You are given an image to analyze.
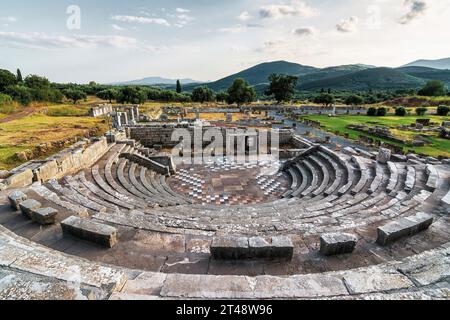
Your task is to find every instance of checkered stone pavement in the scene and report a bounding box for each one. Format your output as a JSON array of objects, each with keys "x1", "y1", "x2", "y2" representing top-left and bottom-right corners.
[{"x1": 168, "y1": 156, "x2": 290, "y2": 205}]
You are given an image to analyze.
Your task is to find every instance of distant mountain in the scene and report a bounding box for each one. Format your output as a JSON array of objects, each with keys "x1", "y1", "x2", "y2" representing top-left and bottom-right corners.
[
  {"x1": 396, "y1": 66, "x2": 450, "y2": 86},
  {"x1": 298, "y1": 64, "x2": 376, "y2": 84},
  {"x1": 402, "y1": 57, "x2": 450, "y2": 70},
  {"x1": 111, "y1": 77, "x2": 200, "y2": 86},
  {"x1": 189, "y1": 61, "x2": 319, "y2": 92},
  {"x1": 298, "y1": 67, "x2": 426, "y2": 91}
]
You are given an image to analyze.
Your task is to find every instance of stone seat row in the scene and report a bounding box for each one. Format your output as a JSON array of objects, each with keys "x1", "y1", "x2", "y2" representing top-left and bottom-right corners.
[{"x1": 8, "y1": 191, "x2": 119, "y2": 248}]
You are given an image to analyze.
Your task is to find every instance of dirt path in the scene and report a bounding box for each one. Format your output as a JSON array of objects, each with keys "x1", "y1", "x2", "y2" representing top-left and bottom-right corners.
[{"x1": 0, "y1": 106, "x2": 37, "y2": 124}]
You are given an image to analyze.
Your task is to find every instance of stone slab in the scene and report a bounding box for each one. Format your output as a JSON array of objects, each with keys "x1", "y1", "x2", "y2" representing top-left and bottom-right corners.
[
  {"x1": 8, "y1": 191, "x2": 27, "y2": 211},
  {"x1": 320, "y1": 233, "x2": 358, "y2": 256},
  {"x1": 271, "y1": 236, "x2": 294, "y2": 260},
  {"x1": 31, "y1": 207, "x2": 58, "y2": 225},
  {"x1": 210, "y1": 237, "x2": 249, "y2": 260},
  {"x1": 61, "y1": 216, "x2": 118, "y2": 248},
  {"x1": 377, "y1": 212, "x2": 434, "y2": 246},
  {"x1": 19, "y1": 199, "x2": 41, "y2": 218}
]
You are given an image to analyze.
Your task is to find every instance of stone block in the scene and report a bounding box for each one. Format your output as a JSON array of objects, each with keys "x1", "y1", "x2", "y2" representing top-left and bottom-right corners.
[
  {"x1": 248, "y1": 237, "x2": 271, "y2": 259},
  {"x1": 270, "y1": 236, "x2": 294, "y2": 260},
  {"x1": 61, "y1": 216, "x2": 118, "y2": 248},
  {"x1": 31, "y1": 207, "x2": 58, "y2": 225},
  {"x1": 8, "y1": 191, "x2": 28, "y2": 210},
  {"x1": 19, "y1": 199, "x2": 41, "y2": 218},
  {"x1": 320, "y1": 233, "x2": 358, "y2": 256},
  {"x1": 376, "y1": 148, "x2": 391, "y2": 164},
  {"x1": 210, "y1": 237, "x2": 249, "y2": 260},
  {"x1": 377, "y1": 212, "x2": 434, "y2": 246}
]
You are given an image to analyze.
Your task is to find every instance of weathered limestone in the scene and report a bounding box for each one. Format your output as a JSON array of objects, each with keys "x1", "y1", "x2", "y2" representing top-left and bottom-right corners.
[
  {"x1": 19, "y1": 199, "x2": 41, "y2": 218},
  {"x1": 376, "y1": 148, "x2": 391, "y2": 164},
  {"x1": 271, "y1": 236, "x2": 294, "y2": 260},
  {"x1": 211, "y1": 237, "x2": 249, "y2": 260},
  {"x1": 31, "y1": 207, "x2": 58, "y2": 225},
  {"x1": 211, "y1": 236, "x2": 294, "y2": 260},
  {"x1": 61, "y1": 216, "x2": 118, "y2": 248},
  {"x1": 320, "y1": 233, "x2": 358, "y2": 256},
  {"x1": 377, "y1": 212, "x2": 434, "y2": 246},
  {"x1": 8, "y1": 191, "x2": 27, "y2": 210}
]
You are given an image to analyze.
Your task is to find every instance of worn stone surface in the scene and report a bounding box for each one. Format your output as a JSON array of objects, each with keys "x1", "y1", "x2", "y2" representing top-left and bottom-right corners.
[
  {"x1": 61, "y1": 216, "x2": 118, "y2": 248},
  {"x1": 320, "y1": 233, "x2": 358, "y2": 256},
  {"x1": 377, "y1": 212, "x2": 434, "y2": 246},
  {"x1": 8, "y1": 191, "x2": 27, "y2": 211},
  {"x1": 377, "y1": 148, "x2": 391, "y2": 164},
  {"x1": 271, "y1": 236, "x2": 294, "y2": 260},
  {"x1": 19, "y1": 199, "x2": 41, "y2": 218},
  {"x1": 31, "y1": 207, "x2": 58, "y2": 225},
  {"x1": 211, "y1": 237, "x2": 249, "y2": 260},
  {"x1": 341, "y1": 266, "x2": 414, "y2": 295}
]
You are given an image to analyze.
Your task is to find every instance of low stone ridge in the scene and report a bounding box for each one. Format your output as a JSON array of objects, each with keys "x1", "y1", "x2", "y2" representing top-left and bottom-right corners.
[
  {"x1": 8, "y1": 191, "x2": 27, "y2": 210},
  {"x1": 377, "y1": 148, "x2": 391, "y2": 164},
  {"x1": 320, "y1": 233, "x2": 358, "y2": 256},
  {"x1": 19, "y1": 199, "x2": 41, "y2": 218},
  {"x1": 61, "y1": 216, "x2": 118, "y2": 248},
  {"x1": 377, "y1": 212, "x2": 434, "y2": 246},
  {"x1": 211, "y1": 236, "x2": 294, "y2": 260},
  {"x1": 31, "y1": 207, "x2": 58, "y2": 225}
]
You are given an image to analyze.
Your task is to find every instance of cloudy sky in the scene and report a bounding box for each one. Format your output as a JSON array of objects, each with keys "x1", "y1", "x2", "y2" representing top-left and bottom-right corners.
[{"x1": 0, "y1": 0, "x2": 448, "y2": 83}]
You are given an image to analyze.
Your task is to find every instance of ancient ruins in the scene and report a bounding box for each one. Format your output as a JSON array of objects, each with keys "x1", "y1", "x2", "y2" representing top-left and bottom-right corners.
[{"x1": 0, "y1": 107, "x2": 449, "y2": 300}]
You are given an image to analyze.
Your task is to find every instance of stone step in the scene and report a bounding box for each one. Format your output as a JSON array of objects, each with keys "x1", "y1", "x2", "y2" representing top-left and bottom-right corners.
[
  {"x1": 61, "y1": 216, "x2": 118, "y2": 248},
  {"x1": 376, "y1": 212, "x2": 434, "y2": 246}
]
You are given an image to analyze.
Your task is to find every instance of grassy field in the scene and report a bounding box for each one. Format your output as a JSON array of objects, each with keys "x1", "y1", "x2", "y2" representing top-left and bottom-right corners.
[
  {"x1": 302, "y1": 114, "x2": 450, "y2": 157},
  {"x1": 0, "y1": 113, "x2": 108, "y2": 170}
]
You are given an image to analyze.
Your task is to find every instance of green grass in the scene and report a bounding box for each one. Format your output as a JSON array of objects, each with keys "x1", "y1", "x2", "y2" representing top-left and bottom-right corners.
[
  {"x1": 46, "y1": 104, "x2": 90, "y2": 117},
  {"x1": 0, "y1": 114, "x2": 108, "y2": 170},
  {"x1": 302, "y1": 114, "x2": 450, "y2": 157}
]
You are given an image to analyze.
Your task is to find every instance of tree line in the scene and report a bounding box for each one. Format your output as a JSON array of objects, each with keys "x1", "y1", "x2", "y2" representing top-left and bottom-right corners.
[{"x1": 1, "y1": 67, "x2": 449, "y2": 108}]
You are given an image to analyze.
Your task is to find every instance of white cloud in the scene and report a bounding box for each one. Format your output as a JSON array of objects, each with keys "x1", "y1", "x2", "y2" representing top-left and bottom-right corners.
[
  {"x1": 336, "y1": 16, "x2": 359, "y2": 33},
  {"x1": 399, "y1": 0, "x2": 428, "y2": 24},
  {"x1": 293, "y1": 27, "x2": 316, "y2": 37},
  {"x1": 176, "y1": 8, "x2": 191, "y2": 13},
  {"x1": 112, "y1": 24, "x2": 125, "y2": 31},
  {"x1": 238, "y1": 11, "x2": 253, "y2": 21},
  {"x1": 111, "y1": 15, "x2": 170, "y2": 26},
  {"x1": 0, "y1": 31, "x2": 166, "y2": 52},
  {"x1": 259, "y1": 1, "x2": 318, "y2": 19},
  {"x1": 1, "y1": 16, "x2": 17, "y2": 22}
]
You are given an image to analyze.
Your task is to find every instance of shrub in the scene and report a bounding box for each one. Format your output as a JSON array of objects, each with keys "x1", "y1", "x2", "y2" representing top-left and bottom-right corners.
[
  {"x1": 4, "y1": 85, "x2": 33, "y2": 105},
  {"x1": 367, "y1": 107, "x2": 377, "y2": 116},
  {"x1": 395, "y1": 107, "x2": 407, "y2": 116},
  {"x1": 436, "y1": 105, "x2": 449, "y2": 116},
  {"x1": 0, "y1": 93, "x2": 17, "y2": 114},
  {"x1": 416, "y1": 107, "x2": 427, "y2": 116},
  {"x1": 376, "y1": 107, "x2": 387, "y2": 116}
]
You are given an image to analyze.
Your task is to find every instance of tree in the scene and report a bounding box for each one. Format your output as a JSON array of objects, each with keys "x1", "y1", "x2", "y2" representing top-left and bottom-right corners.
[
  {"x1": 418, "y1": 80, "x2": 446, "y2": 97},
  {"x1": 416, "y1": 107, "x2": 427, "y2": 116},
  {"x1": 227, "y1": 78, "x2": 256, "y2": 106},
  {"x1": 376, "y1": 107, "x2": 387, "y2": 116},
  {"x1": 16, "y1": 69, "x2": 23, "y2": 82},
  {"x1": 216, "y1": 91, "x2": 229, "y2": 103},
  {"x1": 395, "y1": 107, "x2": 407, "y2": 116},
  {"x1": 313, "y1": 93, "x2": 335, "y2": 107},
  {"x1": 24, "y1": 75, "x2": 50, "y2": 89},
  {"x1": 176, "y1": 80, "x2": 182, "y2": 94},
  {"x1": 437, "y1": 105, "x2": 449, "y2": 116},
  {"x1": 117, "y1": 86, "x2": 147, "y2": 104},
  {"x1": 63, "y1": 89, "x2": 87, "y2": 104},
  {"x1": 192, "y1": 86, "x2": 215, "y2": 103},
  {"x1": 367, "y1": 107, "x2": 377, "y2": 116},
  {"x1": 97, "y1": 89, "x2": 118, "y2": 103},
  {"x1": 0, "y1": 69, "x2": 17, "y2": 92},
  {"x1": 5, "y1": 85, "x2": 33, "y2": 105},
  {"x1": 345, "y1": 95, "x2": 363, "y2": 106},
  {"x1": 265, "y1": 74, "x2": 298, "y2": 103}
]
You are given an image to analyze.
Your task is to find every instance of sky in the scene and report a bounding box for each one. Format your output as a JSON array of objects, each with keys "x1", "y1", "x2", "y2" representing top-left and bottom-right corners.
[{"x1": 0, "y1": 0, "x2": 449, "y2": 83}]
